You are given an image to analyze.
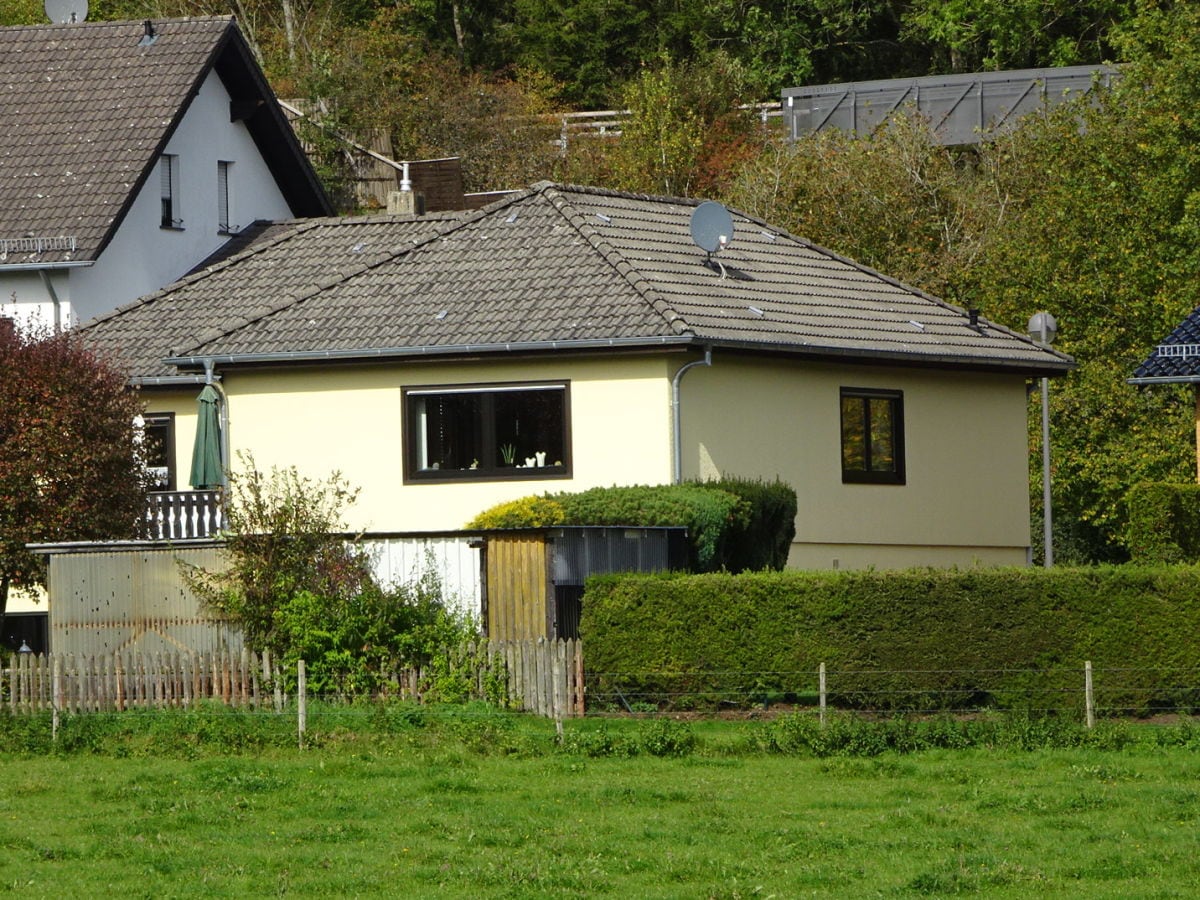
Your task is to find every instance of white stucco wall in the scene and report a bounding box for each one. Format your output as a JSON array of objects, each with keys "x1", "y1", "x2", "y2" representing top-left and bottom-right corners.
[{"x1": 0, "y1": 70, "x2": 296, "y2": 326}]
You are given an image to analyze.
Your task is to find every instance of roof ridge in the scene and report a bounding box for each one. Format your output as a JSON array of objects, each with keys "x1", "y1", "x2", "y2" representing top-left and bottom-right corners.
[
  {"x1": 168, "y1": 200, "x2": 527, "y2": 357},
  {"x1": 539, "y1": 185, "x2": 692, "y2": 337}
]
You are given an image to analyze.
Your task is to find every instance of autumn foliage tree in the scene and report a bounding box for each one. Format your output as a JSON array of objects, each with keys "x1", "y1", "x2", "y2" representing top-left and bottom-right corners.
[{"x1": 0, "y1": 320, "x2": 146, "y2": 632}]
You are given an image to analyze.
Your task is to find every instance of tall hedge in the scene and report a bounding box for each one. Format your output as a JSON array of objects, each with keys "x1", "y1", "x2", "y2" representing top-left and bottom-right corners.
[
  {"x1": 1125, "y1": 482, "x2": 1200, "y2": 563},
  {"x1": 581, "y1": 566, "x2": 1200, "y2": 714}
]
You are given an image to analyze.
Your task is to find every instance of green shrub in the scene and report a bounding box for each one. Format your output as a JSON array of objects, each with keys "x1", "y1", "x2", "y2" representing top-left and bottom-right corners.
[
  {"x1": 464, "y1": 495, "x2": 565, "y2": 530},
  {"x1": 557, "y1": 484, "x2": 746, "y2": 570},
  {"x1": 692, "y1": 476, "x2": 797, "y2": 571},
  {"x1": 582, "y1": 566, "x2": 1200, "y2": 714},
  {"x1": 464, "y1": 479, "x2": 798, "y2": 573},
  {"x1": 1124, "y1": 482, "x2": 1200, "y2": 563}
]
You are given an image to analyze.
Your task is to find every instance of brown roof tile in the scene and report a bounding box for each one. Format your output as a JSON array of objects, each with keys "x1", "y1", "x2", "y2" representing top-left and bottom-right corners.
[
  {"x1": 80, "y1": 183, "x2": 1073, "y2": 379},
  {"x1": 0, "y1": 16, "x2": 328, "y2": 266}
]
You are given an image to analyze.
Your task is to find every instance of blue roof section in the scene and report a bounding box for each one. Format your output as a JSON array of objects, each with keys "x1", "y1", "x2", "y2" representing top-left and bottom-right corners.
[{"x1": 1131, "y1": 306, "x2": 1200, "y2": 382}]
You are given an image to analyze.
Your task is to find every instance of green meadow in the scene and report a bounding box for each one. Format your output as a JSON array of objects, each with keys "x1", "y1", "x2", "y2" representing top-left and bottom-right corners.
[{"x1": 2, "y1": 709, "x2": 1200, "y2": 897}]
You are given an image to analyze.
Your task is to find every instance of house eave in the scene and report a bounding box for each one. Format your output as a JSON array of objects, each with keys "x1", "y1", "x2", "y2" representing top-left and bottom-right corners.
[
  {"x1": 164, "y1": 335, "x2": 700, "y2": 369},
  {"x1": 0, "y1": 260, "x2": 93, "y2": 272},
  {"x1": 1127, "y1": 375, "x2": 1200, "y2": 385},
  {"x1": 161, "y1": 332, "x2": 1074, "y2": 376}
]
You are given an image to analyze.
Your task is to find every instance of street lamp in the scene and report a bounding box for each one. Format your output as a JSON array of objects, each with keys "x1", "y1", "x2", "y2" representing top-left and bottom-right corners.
[{"x1": 1028, "y1": 312, "x2": 1058, "y2": 568}]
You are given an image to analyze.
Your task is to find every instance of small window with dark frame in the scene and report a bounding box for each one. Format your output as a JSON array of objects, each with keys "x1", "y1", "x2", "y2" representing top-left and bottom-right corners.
[
  {"x1": 217, "y1": 160, "x2": 232, "y2": 233},
  {"x1": 159, "y1": 154, "x2": 181, "y2": 228},
  {"x1": 141, "y1": 412, "x2": 176, "y2": 491},
  {"x1": 840, "y1": 388, "x2": 905, "y2": 484},
  {"x1": 404, "y1": 383, "x2": 570, "y2": 481}
]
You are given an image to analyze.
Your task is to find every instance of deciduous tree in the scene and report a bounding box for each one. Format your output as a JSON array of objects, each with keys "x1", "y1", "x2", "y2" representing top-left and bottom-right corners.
[{"x1": 0, "y1": 320, "x2": 146, "y2": 635}]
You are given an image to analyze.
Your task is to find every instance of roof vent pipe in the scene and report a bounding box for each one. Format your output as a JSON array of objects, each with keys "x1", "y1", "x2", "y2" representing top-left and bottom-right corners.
[
  {"x1": 400, "y1": 162, "x2": 412, "y2": 192},
  {"x1": 672, "y1": 346, "x2": 713, "y2": 484}
]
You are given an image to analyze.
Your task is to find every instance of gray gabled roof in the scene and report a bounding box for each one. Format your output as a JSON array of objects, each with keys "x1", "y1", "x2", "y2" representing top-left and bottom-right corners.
[
  {"x1": 80, "y1": 182, "x2": 1073, "y2": 380},
  {"x1": 0, "y1": 16, "x2": 331, "y2": 267},
  {"x1": 1130, "y1": 306, "x2": 1200, "y2": 384}
]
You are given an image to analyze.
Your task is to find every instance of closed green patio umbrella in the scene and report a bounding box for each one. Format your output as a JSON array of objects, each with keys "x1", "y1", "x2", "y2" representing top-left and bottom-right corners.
[{"x1": 189, "y1": 384, "x2": 224, "y2": 489}]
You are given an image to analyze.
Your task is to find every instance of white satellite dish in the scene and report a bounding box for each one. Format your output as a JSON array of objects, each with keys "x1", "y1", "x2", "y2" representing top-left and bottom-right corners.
[
  {"x1": 44, "y1": 0, "x2": 87, "y2": 23},
  {"x1": 690, "y1": 201, "x2": 734, "y2": 254}
]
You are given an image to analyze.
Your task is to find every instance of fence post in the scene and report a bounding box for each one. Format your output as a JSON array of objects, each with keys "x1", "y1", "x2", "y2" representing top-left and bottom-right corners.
[
  {"x1": 819, "y1": 662, "x2": 827, "y2": 727},
  {"x1": 1084, "y1": 660, "x2": 1095, "y2": 729},
  {"x1": 52, "y1": 654, "x2": 62, "y2": 743},
  {"x1": 297, "y1": 659, "x2": 307, "y2": 749}
]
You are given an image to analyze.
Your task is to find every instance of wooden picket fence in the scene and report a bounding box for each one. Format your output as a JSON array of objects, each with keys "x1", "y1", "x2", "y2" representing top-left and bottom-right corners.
[
  {"x1": 2, "y1": 649, "x2": 276, "y2": 714},
  {"x1": 392, "y1": 638, "x2": 584, "y2": 720},
  {"x1": 1, "y1": 638, "x2": 584, "y2": 720}
]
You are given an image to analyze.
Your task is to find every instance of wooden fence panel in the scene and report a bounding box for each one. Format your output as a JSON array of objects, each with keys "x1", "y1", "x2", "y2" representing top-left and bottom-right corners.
[
  {"x1": 3, "y1": 640, "x2": 586, "y2": 719},
  {"x1": 1, "y1": 651, "x2": 274, "y2": 714}
]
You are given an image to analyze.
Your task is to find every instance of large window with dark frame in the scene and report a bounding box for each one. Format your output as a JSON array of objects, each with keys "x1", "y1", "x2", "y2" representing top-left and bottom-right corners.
[
  {"x1": 404, "y1": 383, "x2": 570, "y2": 481},
  {"x1": 840, "y1": 387, "x2": 905, "y2": 484}
]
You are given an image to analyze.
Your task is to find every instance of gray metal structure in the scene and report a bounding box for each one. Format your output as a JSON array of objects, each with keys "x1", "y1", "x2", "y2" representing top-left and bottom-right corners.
[{"x1": 782, "y1": 65, "x2": 1119, "y2": 145}]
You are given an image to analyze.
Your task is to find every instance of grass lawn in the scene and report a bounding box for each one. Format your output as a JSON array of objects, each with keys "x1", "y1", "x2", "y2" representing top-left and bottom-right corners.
[{"x1": 2, "y1": 714, "x2": 1200, "y2": 897}]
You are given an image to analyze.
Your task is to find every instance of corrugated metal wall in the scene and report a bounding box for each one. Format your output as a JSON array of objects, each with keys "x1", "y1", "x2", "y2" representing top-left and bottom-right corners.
[
  {"x1": 49, "y1": 545, "x2": 241, "y2": 658},
  {"x1": 363, "y1": 535, "x2": 482, "y2": 619}
]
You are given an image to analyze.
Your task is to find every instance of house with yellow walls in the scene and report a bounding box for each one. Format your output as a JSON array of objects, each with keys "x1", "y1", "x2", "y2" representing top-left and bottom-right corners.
[{"x1": 81, "y1": 181, "x2": 1073, "y2": 571}]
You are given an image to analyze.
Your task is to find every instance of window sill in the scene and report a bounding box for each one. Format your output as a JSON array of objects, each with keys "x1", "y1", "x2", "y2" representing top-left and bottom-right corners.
[
  {"x1": 160, "y1": 224, "x2": 186, "y2": 232},
  {"x1": 406, "y1": 466, "x2": 570, "y2": 485}
]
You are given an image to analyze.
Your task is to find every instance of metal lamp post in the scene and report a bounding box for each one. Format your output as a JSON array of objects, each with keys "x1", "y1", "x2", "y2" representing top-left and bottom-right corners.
[{"x1": 1028, "y1": 312, "x2": 1058, "y2": 567}]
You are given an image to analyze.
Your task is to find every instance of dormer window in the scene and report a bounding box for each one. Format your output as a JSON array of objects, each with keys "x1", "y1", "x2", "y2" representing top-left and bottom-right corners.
[{"x1": 159, "y1": 154, "x2": 182, "y2": 228}]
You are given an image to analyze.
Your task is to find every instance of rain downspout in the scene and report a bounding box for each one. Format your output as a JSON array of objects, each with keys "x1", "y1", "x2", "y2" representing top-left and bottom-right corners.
[
  {"x1": 202, "y1": 359, "x2": 230, "y2": 489},
  {"x1": 672, "y1": 347, "x2": 713, "y2": 484},
  {"x1": 37, "y1": 270, "x2": 63, "y2": 330}
]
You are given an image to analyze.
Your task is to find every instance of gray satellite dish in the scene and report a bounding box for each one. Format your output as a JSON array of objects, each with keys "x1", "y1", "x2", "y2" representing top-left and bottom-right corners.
[
  {"x1": 690, "y1": 201, "x2": 734, "y2": 254},
  {"x1": 44, "y1": 0, "x2": 87, "y2": 23}
]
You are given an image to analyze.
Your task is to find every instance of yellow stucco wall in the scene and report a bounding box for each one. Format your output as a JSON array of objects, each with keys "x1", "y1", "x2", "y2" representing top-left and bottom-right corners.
[
  {"x1": 218, "y1": 356, "x2": 675, "y2": 532},
  {"x1": 680, "y1": 355, "x2": 1032, "y2": 568},
  {"x1": 146, "y1": 350, "x2": 1034, "y2": 569}
]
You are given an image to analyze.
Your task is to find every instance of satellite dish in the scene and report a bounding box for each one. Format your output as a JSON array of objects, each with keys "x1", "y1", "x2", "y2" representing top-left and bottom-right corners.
[
  {"x1": 690, "y1": 201, "x2": 734, "y2": 254},
  {"x1": 44, "y1": 0, "x2": 87, "y2": 23}
]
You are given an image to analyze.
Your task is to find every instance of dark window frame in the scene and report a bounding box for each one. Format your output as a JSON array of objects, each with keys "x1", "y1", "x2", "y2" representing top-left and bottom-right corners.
[
  {"x1": 217, "y1": 160, "x2": 233, "y2": 234},
  {"x1": 840, "y1": 387, "x2": 905, "y2": 485},
  {"x1": 159, "y1": 154, "x2": 182, "y2": 229},
  {"x1": 402, "y1": 381, "x2": 572, "y2": 483},
  {"x1": 143, "y1": 412, "x2": 177, "y2": 491}
]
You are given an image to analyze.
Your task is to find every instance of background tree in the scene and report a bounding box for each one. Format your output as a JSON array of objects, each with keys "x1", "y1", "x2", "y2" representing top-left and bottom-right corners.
[{"x1": 0, "y1": 320, "x2": 147, "y2": 635}]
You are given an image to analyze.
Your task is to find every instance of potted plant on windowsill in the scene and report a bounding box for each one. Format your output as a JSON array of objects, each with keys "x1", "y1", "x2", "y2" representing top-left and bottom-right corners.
[{"x1": 500, "y1": 443, "x2": 516, "y2": 466}]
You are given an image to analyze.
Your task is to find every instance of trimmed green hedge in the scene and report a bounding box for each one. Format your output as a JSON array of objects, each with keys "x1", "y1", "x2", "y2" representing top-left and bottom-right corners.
[
  {"x1": 581, "y1": 566, "x2": 1200, "y2": 714},
  {"x1": 694, "y1": 477, "x2": 797, "y2": 571},
  {"x1": 1125, "y1": 482, "x2": 1200, "y2": 563},
  {"x1": 465, "y1": 479, "x2": 797, "y2": 573}
]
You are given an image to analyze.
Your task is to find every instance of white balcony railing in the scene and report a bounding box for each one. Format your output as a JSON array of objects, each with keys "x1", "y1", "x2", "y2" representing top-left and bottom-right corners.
[{"x1": 143, "y1": 490, "x2": 224, "y2": 540}]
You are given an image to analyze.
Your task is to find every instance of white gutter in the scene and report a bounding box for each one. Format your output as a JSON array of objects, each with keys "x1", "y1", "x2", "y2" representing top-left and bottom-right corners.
[
  {"x1": 0, "y1": 261, "x2": 91, "y2": 271},
  {"x1": 672, "y1": 347, "x2": 713, "y2": 483}
]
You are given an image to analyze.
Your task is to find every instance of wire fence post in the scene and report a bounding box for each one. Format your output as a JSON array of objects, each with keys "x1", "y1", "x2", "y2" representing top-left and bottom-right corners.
[
  {"x1": 819, "y1": 662, "x2": 827, "y2": 726},
  {"x1": 1084, "y1": 660, "x2": 1095, "y2": 729},
  {"x1": 297, "y1": 659, "x2": 307, "y2": 749}
]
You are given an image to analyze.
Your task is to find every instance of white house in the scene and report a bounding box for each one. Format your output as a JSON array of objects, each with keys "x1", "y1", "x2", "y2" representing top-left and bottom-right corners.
[{"x1": 0, "y1": 16, "x2": 331, "y2": 328}]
